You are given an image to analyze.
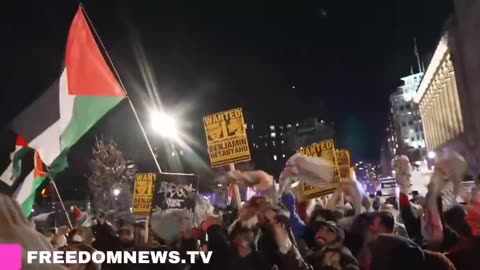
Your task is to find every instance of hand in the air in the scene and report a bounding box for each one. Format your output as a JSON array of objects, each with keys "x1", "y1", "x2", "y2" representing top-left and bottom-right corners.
[
  {"x1": 272, "y1": 216, "x2": 292, "y2": 254},
  {"x1": 0, "y1": 194, "x2": 67, "y2": 270}
]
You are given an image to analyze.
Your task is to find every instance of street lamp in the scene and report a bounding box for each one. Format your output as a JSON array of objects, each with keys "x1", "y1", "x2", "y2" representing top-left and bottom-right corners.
[
  {"x1": 113, "y1": 188, "x2": 120, "y2": 197},
  {"x1": 151, "y1": 111, "x2": 179, "y2": 139},
  {"x1": 428, "y1": 151, "x2": 436, "y2": 159}
]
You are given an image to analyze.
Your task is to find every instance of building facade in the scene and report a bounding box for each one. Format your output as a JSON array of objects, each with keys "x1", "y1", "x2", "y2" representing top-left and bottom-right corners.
[
  {"x1": 414, "y1": 35, "x2": 464, "y2": 157},
  {"x1": 389, "y1": 73, "x2": 426, "y2": 161},
  {"x1": 414, "y1": 1, "x2": 480, "y2": 174}
]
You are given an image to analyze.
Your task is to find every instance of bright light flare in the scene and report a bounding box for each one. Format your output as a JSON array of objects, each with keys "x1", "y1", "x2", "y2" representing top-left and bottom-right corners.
[
  {"x1": 428, "y1": 151, "x2": 436, "y2": 159},
  {"x1": 113, "y1": 188, "x2": 121, "y2": 196},
  {"x1": 151, "y1": 111, "x2": 179, "y2": 139}
]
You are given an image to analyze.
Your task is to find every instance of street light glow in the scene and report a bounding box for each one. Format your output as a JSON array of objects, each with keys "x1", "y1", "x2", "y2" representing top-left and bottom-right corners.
[
  {"x1": 113, "y1": 188, "x2": 120, "y2": 196},
  {"x1": 151, "y1": 111, "x2": 179, "y2": 139},
  {"x1": 428, "y1": 151, "x2": 436, "y2": 159}
]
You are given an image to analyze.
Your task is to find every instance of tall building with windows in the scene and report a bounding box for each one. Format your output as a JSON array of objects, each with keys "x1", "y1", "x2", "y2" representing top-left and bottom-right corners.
[
  {"x1": 249, "y1": 118, "x2": 335, "y2": 177},
  {"x1": 389, "y1": 72, "x2": 426, "y2": 161}
]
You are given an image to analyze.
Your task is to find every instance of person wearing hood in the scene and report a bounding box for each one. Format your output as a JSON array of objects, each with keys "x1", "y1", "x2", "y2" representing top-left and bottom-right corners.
[{"x1": 307, "y1": 220, "x2": 359, "y2": 270}]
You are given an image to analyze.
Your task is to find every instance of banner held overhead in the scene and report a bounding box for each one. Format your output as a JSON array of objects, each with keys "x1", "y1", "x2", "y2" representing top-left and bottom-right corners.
[{"x1": 299, "y1": 139, "x2": 340, "y2": 199}]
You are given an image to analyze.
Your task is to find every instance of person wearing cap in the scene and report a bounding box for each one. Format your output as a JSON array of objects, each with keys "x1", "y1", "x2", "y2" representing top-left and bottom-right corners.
[{"x1": 307, "y1": 220, "x2": 359, "y2": 270}]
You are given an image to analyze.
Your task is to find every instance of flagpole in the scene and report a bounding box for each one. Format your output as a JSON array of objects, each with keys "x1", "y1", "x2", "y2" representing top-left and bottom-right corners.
[
  {"x1": 79, "y1": 3, "x2": 163, "y2": 174},
  {"x1": 48, "y1": 176, "x2": 74, "y2": 229}
]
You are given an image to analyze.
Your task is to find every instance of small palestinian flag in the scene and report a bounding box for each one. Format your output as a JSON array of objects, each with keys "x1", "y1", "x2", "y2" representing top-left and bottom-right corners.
[
  {"x1": 11, "y1": 6, "x2": 126, "y2": 175},
  {"x1": 0, "y1": 136, "x2": 31, "y2": 187},
  {"x1": 13, "y1": 151, "x2": 48, "y2": 216}
]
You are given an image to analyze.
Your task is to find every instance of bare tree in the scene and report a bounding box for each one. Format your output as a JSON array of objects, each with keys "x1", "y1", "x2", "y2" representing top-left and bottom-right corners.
[{"x1": 87, "y1": 138, "x2": 136, "y2": 213}]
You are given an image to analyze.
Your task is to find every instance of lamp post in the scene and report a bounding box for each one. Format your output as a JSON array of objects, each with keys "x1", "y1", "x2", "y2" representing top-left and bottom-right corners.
[
  {"x1": 150, "y1": 111, "x2": 183, "y2": 172},
  {"x1": 150, "y1": 111, "x2": 179, "y2": 140}
]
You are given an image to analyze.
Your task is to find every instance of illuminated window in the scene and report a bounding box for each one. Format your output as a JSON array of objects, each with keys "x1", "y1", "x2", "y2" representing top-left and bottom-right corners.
[
  {"x1": 273, "y1": 155, "x2": 277, "y2": 161},
  {"x1": 271, "y1": 132, "x2": 276, "y2": 138},
  {"x1": 270, "y1": 125, "x2": 275, "y2": 130},
  {"x1": 282, "y1": 154, "x2": 286, "y2": 158},
  {"x1": 281, "y1": 140, "x2": 284, "y2": 144}
]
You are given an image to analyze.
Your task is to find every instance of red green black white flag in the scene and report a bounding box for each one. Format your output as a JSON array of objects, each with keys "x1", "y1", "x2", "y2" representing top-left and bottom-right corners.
[{"x1": 11, "y1": 6, "x2": 126, "y2": 174}]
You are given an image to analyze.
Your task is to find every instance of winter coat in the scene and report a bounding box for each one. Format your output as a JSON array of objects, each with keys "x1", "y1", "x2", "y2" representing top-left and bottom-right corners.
[
  {"x1": 369, "y1": 234, "x2": 425, "y2": 270},
  {"x1": 282, "y1": 192, "x2": 308, "y2": 239},
  {"x1": 446, "y1": 236, "x2": 480, "y2": 270},
  {"x1": 202, "y1": 224, "x2": 311, "y2": 270}
]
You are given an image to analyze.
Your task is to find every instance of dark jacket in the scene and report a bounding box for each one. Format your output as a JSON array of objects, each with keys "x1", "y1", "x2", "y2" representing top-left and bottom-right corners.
[
  {"x1": 446, "y1": 236, "x2": 480, "y2": 270},
  {"x1": 369, "y1": 234, "x2": 425, "y2": 270},
  {"x1": 203, "y1": 224, "x2": 311, "y2": 270}
]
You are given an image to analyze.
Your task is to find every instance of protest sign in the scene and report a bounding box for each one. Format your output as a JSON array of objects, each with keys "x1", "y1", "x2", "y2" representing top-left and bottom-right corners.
[
  {"x1": 299, "y1": 139, "x2": 340, "y2": 199},
  {"x1": 203, "y1": 108, "x2": 251, "y2": 167},
  {"x1": 379, "y1": 177, "x2": 397, "y2": 197},
  {"x1": 336, "y1": 149, "x2": 351, "y2": 179},
  {"x1": 132, "y1": 173, "x2": 156, "y2": 215},
  {"x1": 151, "y1": 173, "x2": 199, "y2": 212}
]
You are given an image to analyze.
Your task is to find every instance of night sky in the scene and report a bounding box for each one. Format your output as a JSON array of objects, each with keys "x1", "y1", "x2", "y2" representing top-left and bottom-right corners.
[{"x1": 1, "y1": 0, "x2": 452, "y2": 197}]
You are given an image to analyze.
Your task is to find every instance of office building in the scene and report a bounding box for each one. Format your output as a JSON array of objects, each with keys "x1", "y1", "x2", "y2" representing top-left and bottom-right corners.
[
  {"x1": 249, "y1": 117, "x2": 335, "y2": 177},
  {"x1": 389, "y1": 72, "x2": 426, "y2": 161}
]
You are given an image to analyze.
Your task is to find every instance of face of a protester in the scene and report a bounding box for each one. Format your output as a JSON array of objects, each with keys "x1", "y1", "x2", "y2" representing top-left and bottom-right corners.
[
  {"x1": 369, "y1": 217, "x2": 385, "y2": 235},
  {"x1": 263, "y1": 209, "x2": 276, "y2": 224},
  {"x1": 233, "y1": 231, "x2": 255, "y2": 249},
  {"x1": 119, "y1": 230, "x2": 134, "y2": 243},
  {"x1": 315, "y1": 225, "x2": 337, "y2": 246}
]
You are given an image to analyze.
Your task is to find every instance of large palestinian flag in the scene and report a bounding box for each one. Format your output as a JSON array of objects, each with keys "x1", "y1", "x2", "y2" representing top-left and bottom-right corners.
[{"x1": 11, "y1": 6, "x2": 126, "y2": 173}]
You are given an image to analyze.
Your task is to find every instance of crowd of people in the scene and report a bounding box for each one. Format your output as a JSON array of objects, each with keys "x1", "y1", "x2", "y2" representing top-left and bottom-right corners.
[{"x1": 1, "y1": 154, "x2": 479, "y2": 270}]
